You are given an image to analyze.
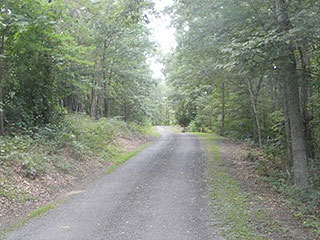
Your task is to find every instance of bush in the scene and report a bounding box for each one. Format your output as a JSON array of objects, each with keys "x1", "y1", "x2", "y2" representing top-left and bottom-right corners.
[
  {"x1": 187, "y1": 121, "x2": 198, "y2": 132},
  {"x1": 0, "y1": 113, "x2": 148, "y2": 179},
  {"x1": 21, "y1": 154, "x2": 50, "y2": 179}
]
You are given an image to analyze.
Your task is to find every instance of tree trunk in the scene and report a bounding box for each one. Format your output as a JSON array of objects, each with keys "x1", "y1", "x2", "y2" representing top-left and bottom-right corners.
[
  {"x1": 285, "y1": 65, "x2": 309, "y2": 187},
  {"x1": 123, "y1": 102, "x2": 129, "y2": 122},
  {"x1": 0, "y1": 82, "x2": 4, "y2": 135},
  {"x1": 246, "y1": 78, "x2": 262, "y2": 148},
  {"x1": 101, "y1": 40, "x2": 109, "y2": 118},
  {"x1": 90, "y1": 81, "x2": 97, "y2": 117},
  {"x1": 221, "y1": 81, "x2": 225, "y2": 136},
  {"x1": 299, "y1": 47, "x2": 313, "y2": 158},
  {"x1": 282, "y1": 80, "x2": 293, "y2": 170},
  {"x1": 0, "y1": 30, "x2": 5, "y2": 135},
  {"x1": 103, "y1": 82, "x2": 109, "y2": 118},
  {"x1": 95, "y1": 92, "x2": 100, "y2": 120},
  {"x1": 275, "y1": 0, "x2": 309, "y2": 188}
]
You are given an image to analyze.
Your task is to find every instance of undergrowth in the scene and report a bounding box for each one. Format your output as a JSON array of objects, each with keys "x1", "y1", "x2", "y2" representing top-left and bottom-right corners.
[
  {"x1": 0, "y1": 114, "x2": 147, "y2": 177},
  {"x1": 245, "y1": 145, "x2": 320, "y2": 235},
  {"x1": 0, "y1": 113, "x2": 154, "y2": 238},
  {"x1": 0, "y1": 113, "x2": 153, "y2": 204},
  {"x1": 196, "y1": 133, "x2": 261, "y2": 240}
]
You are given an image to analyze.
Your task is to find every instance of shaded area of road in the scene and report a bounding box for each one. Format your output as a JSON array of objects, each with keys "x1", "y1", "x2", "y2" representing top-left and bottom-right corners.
[{"x1": 4, "y1": 127, "x2": 220, "y2": 240}]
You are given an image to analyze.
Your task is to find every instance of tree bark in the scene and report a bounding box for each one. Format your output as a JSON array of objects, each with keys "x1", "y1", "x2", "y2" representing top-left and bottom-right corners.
[
  {"x1": 102, "y1": 40, "x2": 109, "y2": 118},
  {"x1": 95, "y1": 92, "x2": 100, "y2": 120},
  {"x1": 0, "y1": 30, "x2": 5, "y2": 135},
  {"x1": 246, "y1": 78, "x2": 262, "y2": 148},
  {"x1": 123, "y1": 102, "x2": 129, "y2": 122},
  {"x1": 90, "y1": 80, "x2": 97, "y2": 117},
  {"x1": 221, "y1": 81, "x2": 225, "y2": 136},
  {"x1": 285, "y1": 64, "x2": 309, "y2": 187},
  {"x1": 282, "y1": 80, "x2": 293, "y2": 169},
  {"x1": 299, "y1": 47, "x2": 313, "y2": 158},
  {"x1": 103, "y1": 82, "x2": 109, "y2": 117},
  {"x1": 275, "y1": 0, "x2": 309, "y2": 188}
]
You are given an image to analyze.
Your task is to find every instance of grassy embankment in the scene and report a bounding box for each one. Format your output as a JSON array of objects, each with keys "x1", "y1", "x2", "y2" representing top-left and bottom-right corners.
[
  {"x1": 0, "y1": 114, "x2": 157, "y2": 236},
  {"x1": 196, "y1": 133, "x2": 259, "y2": 240},
  {"x1": 198, "y1": 132, "x2": 319, "y2": 239}
]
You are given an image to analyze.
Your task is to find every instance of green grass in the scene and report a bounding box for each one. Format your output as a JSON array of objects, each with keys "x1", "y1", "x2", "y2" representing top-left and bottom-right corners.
[
  {"x1": 28, "y1": 200, "x2": 64, "y2": 219},
  {"x1": 196, "y1": 133, "x2": 260, "y2": 240},
  {"x1": 0, "y1": 114, "x2": 156, "y2": 239},
  {"x1": 141, "y1": 126, "x2": 161, "y2": 138},
  {"x1": 0, "y1": 199, "x2": 65, "y2": 240},
  {"x1": 0, "y1": 140, "x2": 152, "y2": 240},
  {"x1": 105, "y1": 143, "x2": 151, "y2": 174}
]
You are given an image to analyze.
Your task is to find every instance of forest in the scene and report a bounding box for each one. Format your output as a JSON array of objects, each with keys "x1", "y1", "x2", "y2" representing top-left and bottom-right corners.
[
  {"x1": 1, "y1": 0, "x2": 320, "y2": 224},
  {"x1": 165, "y1": 0, "x2": 320, "y2": 194},
  {"x1": 0, "y1": 0, "x2": 159, "y2": 131}
]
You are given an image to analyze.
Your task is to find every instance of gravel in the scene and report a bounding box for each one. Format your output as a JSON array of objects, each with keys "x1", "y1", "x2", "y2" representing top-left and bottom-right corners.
[{"x1": 4, "y1": 127, "x2": 222, "y2": 240}]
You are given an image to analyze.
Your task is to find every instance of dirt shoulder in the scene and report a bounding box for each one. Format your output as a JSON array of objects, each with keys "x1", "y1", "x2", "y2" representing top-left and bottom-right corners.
[{"x1": 217, "y1": 137, "x2": 318, "y2": 240}]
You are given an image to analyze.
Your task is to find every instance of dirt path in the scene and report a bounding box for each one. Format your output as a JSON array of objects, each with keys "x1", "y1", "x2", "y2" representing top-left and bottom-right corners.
[{"x1": 4, "y1": 127, "x2": 222, "y2": 240}]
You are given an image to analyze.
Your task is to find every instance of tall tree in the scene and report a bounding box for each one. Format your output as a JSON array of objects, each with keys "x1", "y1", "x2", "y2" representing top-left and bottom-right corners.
[
  {"x1": 166, "y1": 0, "x2": 320, "y2": 188},
  {"x1": 274, "y1": 0, "x2": 308, "y2": 187}
]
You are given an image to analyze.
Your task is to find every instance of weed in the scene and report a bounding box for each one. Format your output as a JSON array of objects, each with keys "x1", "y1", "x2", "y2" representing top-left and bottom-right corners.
[
  {"x1": 197, "y1": 133, "x2": 257, "y2": 239},
  {"x1": 0, "y1": 178, "x2": 33, "y2": 203},
  {"x1": 0, "y1": 199, "x2": 65, "y2": 240},
  {"x1": 0, "y1": 113, "x2": 153, "y2": 238},
  {"x1": 105, "y1": 143, "x2": 150, "y2": 174},
  {"x1": 21, "y1": 154, "x2": 50, "y2": 179},
  {"x1": 52, "y1": 157, "x2": 73, "y2": 173},
  {"x1": 141, "y1": 126, "x2": 161, "y2": 137}
]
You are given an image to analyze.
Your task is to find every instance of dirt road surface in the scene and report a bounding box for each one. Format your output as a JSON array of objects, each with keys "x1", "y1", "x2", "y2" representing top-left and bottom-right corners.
[{"x1": 4, "y1": 127, "x2": 222, "y2": 240}]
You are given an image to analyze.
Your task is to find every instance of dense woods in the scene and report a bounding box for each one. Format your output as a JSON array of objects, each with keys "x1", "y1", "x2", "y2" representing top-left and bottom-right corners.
[
  {"x1": 165, "y1": 0, "x2": 320, "y2": 189},
  {"x1": 0, "y1": 0, "x2": 161, "y2": 226},
  {"x1": 1, "y1": 0, "x2": 320, "y2": 235},
  {"x1": 1, "y1": 0, "x2": 320, "y2": 198},
  {"x1": 0, "y1": 0, "x2": 156, "y2": 132}
]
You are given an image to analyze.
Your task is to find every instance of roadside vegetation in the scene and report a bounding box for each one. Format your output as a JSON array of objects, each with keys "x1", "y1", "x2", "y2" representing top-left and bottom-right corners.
[
  {"x1": 198, "y1": 133, "x2": 256, "y2": 240},
  {"x1": 165, "y1": 0, "x2": 320, "y2": 234},
  {"x1": 0, "y1": 0, "x2": 161, "y2": 228},
  {"x1": 0, "y1": 114, "x2": 154, "y2": 230},
  {"x1": 199, "y1": 133, "x2": 318, "y2": 239},
  {"x1": 2, "y1": 0, "x2": 320, "y2": 238}
]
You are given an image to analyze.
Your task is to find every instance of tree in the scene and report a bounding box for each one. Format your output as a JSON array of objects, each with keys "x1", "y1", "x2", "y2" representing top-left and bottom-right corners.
[
  {"x1": 166, "y1": 0, "x2": 320, "y2": 188},
  {"x1": 274, "y1": 0, "x2": 308, "y2": 187},
  {"x1": 0, "y1": 0, "x2": 157, "y2": 132}
]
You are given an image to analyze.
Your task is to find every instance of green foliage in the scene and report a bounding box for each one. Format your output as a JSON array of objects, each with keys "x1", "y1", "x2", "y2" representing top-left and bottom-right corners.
[
  {"x1": 2, "y1": 0, "x2": 65, "y2": 127},
  {"x1": 187, "y1": 121, "x2": 197, "y2": 132},
  {"x1": 21, "y1": 154, "x2": 50, "y2": 179},
  {"x1": 0, "y1": 113, "x2": 152, "y2": 238},
  {"x1": 265, "y1": 177, "x2": 320, "y2": 234},
  {"x1": 149, "y1": 81, "x2": 174, "y2": 125},
  {"x1": 0, "y1": 177, "x2": 33, "y2": 203},
  {"x1": 166, "y1": 0, "x2": 320, "y2": 230},
  {"x1": 0, "y1": 0, "x2": 157, "y2": 132},
  {"x1": 0, "y1": 114, "x2": 148, "y2": 179},
  {"x1": 198, "y1": 133, "x2": 257, "y2": 239},
  {"x1": 166, "y1": 0, "x2": 320, "y2": 187}
]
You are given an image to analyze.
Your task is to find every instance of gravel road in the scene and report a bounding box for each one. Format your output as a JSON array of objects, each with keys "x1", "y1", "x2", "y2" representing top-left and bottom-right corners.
[{"x1": 4, "y1": 127, "x2": 221, "y2": 240}]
